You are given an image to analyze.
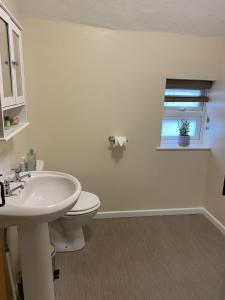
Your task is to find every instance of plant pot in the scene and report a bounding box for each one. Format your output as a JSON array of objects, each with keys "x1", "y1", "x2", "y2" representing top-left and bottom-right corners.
[{"x1": 178, "y1": 135, "x2": 190, "y2": 147}]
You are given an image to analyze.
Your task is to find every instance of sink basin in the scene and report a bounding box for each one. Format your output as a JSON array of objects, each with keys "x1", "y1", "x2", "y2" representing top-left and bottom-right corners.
[
  {"x1": 1, "y1": 171, "x2": 82, "y2": 300},
  {"x1": 0, "y1": 171, "x2": 81, "y2": 227}
]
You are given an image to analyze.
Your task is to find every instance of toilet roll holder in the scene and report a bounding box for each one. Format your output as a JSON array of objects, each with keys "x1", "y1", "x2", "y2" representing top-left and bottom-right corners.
[{"x1": 108, "y1": 136, "x2": 128, "y2": 144}]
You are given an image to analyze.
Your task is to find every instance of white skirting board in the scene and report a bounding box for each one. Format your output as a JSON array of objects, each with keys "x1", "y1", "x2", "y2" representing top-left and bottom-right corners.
[
  {"x1": 96, "y1": 207, "x2": 204, "y2": 219},
  {"x1": 96, "y1": 207, "x2": 225, "y2": 236},
  {"x1": 202, "y1": 208, "x2": 225, "y2": 236}
]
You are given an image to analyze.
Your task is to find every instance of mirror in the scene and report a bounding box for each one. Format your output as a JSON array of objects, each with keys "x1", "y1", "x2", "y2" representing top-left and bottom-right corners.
[
  {"x1": 13, "y1": 30, "x2": 22, "y2": 97},
  {"x1": 0, "y1": 17, "x2": 12, "y2": 97}
]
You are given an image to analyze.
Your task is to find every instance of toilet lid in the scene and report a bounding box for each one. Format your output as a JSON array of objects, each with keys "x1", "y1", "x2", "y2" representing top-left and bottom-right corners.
[{"x1": 67, "y1": 191, "x2": 100, "y2": 214}]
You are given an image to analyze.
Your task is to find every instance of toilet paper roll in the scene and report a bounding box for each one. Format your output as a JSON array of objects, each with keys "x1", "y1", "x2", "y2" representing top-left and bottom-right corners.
[{"x1": 113, "y1": 136, "x2": 127, "y2": 148}]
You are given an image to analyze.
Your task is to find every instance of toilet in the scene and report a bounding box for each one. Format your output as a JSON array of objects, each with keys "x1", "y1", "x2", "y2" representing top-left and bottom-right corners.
[{"x1": 49, "y1": 191, "x2": 100, "y2": 252}]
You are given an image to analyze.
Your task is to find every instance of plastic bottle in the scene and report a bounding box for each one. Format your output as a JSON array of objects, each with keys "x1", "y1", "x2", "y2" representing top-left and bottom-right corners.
[
  {"x1": 26, "y1": 149, "x2": 36, "y2": 171},
  {"x1": 19, "y1": 156, "x2": 28, "y2": 172}
]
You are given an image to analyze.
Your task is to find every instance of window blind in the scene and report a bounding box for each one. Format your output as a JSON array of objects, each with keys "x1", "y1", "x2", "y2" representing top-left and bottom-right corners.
[{"x1": 164, "y1": 79, "x2": 213, "y2": 102}]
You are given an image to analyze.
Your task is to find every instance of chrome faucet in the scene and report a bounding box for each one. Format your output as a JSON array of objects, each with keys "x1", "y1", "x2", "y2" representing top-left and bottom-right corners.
[
  {"x1": 4, "y1": 179, "x2": 24, "y2": 197},
  {"x1": 12, "y1": 167, "x2": 31, "y2": 182},
  {"x1": 0, "y1": 167, "x2": 31, "y2": 198}
]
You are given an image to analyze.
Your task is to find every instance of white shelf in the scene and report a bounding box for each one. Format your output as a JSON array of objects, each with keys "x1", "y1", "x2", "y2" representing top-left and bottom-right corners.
[
  {"x1": 0, "y1": 122, "x2": 29, "y2": 141},
  {"x1": 3, "y1": 102, "x2": 25, "y2": 111}
]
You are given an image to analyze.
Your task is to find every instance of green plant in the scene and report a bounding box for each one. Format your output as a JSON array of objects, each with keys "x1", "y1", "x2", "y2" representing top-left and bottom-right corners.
[{"x1": 178, "y1": 120, "x2": 190, "y2": 136}]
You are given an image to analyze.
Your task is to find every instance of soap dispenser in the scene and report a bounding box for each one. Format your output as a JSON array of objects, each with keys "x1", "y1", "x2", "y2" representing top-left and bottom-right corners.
[{"x1": 26, "y1": 149, "x2": 36, "y2": 171}]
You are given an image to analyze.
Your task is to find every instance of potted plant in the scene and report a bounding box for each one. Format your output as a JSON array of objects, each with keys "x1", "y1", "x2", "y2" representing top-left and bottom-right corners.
[{"x1": 178, "y1": 120, "x2": 190, "y2": 147}]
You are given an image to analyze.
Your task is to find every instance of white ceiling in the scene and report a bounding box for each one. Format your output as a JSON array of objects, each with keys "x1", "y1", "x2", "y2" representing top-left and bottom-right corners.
[{"x1": 21, "y1": 0, "x2": 225, "y2": 36}]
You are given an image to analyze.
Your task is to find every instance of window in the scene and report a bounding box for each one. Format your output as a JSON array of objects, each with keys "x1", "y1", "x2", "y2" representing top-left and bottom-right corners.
[{"x1": 161, "y1": 79, "x2": 213, "y2": 144}]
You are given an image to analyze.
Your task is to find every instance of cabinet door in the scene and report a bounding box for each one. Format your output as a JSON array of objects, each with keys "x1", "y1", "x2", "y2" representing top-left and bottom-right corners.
[
  {"x1": 0, "y1": 8, "x2": 14, "y2": 107},
  {"x1": 11, "y1": 23, "x2": 25, "y2": 105}
]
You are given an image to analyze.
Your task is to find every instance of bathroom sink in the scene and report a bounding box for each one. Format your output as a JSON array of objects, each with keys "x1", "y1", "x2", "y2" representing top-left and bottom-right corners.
[{"x1": 0, "y1": 171, "x2": 81, "y2": 227}]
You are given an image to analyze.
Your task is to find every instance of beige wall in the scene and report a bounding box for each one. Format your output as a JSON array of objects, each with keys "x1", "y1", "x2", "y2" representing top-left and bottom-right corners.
[
  {"x1": 15, "y1": 18, "x2": 225, "y2": 211},
  {"x1": 204, "y1": 41, "x2": 225, "y2": 224}
]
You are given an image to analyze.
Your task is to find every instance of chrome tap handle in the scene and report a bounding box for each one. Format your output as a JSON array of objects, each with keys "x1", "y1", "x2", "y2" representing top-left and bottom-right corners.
[
  {"x1": 12, "y1": 167, "x2": 22, "y2": 181},
  {"x1": 12, "y1": 167, "x2": 21, "y2": 174},
  {"x1": 3, "y1": 179, "x2": 11, "y2": 197},
  {"x1": 10, "y1": 167, "x2": 31, "y2": 184},
  {"x1": 3, "y1": 178, "x2": 24, "y2": 196}
]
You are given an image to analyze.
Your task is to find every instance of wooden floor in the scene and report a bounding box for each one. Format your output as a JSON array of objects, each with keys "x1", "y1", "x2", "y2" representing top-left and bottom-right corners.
[{"x1": 55, "y1": 215, "x2": 225, "y2": 300}]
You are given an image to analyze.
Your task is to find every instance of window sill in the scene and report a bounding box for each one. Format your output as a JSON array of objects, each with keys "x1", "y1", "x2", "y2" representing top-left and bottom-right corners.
[{"x1": 156, "y1": 144, "x2": 211, "y2": 151}]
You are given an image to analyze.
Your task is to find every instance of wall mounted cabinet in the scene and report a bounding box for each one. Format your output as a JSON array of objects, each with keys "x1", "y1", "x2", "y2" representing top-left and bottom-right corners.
[{"x1": 0, "y1": 5, "x2": 28, "y2": 141}]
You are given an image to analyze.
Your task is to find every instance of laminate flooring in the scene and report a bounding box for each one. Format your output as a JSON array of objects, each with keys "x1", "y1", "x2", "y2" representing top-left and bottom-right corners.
[{"x1": 55, "y1": 215, "x2": 225, "y2": 300}]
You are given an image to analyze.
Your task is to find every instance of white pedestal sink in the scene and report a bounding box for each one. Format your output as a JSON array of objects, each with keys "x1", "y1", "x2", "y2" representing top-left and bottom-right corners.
[{"x1": 0, "y1": 171, "x2": 81, "y2": 300}]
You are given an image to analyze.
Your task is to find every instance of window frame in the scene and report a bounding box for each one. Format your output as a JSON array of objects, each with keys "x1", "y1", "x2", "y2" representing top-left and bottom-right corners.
[{"x1": 161, "y1": 103, "x2": 207, "y2": 144}]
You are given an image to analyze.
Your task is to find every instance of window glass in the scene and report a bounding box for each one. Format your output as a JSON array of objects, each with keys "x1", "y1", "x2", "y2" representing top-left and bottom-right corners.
[
  {"x1": 165, "y1": 89, "x2": 202, "y2": 97},
  {"x1": 161, "y1": 119, "x2": 197, "y2": 137},
  {"x1": 13, "y1": 31, "x2": 23, "y2": 96},
  {"x1": 161, "y1": 85, "x2": 207, "y2": 143},
  {"x1": 0, "y1": 17, "x2": 12, "y2": 97},
  {"x1": 164, "y1": 102, "x2": 201, "y2": 108}
]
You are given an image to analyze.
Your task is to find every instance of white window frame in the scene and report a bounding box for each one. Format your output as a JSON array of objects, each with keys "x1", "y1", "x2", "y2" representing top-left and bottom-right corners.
[{"x1": 161, "y1": 103, "x2": 207, "y2": 144}]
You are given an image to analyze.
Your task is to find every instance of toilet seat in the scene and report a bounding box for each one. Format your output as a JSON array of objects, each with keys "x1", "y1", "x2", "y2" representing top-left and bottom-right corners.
[{"x1": 65, "y1": 191, "x2": 100, "y2": 216}]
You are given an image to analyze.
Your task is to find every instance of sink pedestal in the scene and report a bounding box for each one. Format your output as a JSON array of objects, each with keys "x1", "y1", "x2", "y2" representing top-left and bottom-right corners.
[{"x1": 18, "y1": 222, "x2": 55, "y2": 300}]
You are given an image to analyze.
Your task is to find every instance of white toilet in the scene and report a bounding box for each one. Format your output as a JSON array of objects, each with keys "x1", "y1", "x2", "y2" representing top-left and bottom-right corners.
[{"x1": 49, "y1": 191, "x2": 100, "y2": 252}]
